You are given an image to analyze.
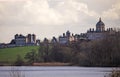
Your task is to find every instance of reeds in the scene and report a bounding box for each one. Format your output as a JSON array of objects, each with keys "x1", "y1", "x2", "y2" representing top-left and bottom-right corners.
[
  {"x1": 9, "y1": 67, "x2": 25, "y2": 77},
  {"x1": 105, "y1": 69, "x2": 120, "y2": 77}
]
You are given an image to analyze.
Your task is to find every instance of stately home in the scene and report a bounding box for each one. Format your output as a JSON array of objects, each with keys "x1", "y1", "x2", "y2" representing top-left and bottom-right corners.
[
  {"x1": 86, "y1": 18, "x2": 114, "y2": 40},
  {"x1": 58, "y1": 18, "x2": 115, "y2": 45},
  {"x1": 59, "y1": 30, "x2": 75, "y2": 44},
  {"x1": 0, "y1": 18, "x2": 115, "y2": 48},
  {"x1": 10, "y1": 34, "x2": 38, "y2": 46},
  {"x1": 14, "y1": 34, "x2": 26, "y2": 46}
]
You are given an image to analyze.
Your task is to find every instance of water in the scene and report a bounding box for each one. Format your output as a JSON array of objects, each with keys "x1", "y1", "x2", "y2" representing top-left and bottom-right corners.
[{"x1": 0, "y1": 66, "x2": 114, "y2": 77}]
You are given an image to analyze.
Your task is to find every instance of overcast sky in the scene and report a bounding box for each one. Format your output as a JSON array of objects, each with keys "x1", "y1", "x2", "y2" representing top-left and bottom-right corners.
[{"x1": 0, "y1": 0, "x2": 120, "y2": 43}]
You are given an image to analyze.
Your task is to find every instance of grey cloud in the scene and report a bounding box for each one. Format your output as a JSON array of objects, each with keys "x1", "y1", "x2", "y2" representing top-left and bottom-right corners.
[{"x1": 0, "y1": 0, "x2": 120, "y2": 43}]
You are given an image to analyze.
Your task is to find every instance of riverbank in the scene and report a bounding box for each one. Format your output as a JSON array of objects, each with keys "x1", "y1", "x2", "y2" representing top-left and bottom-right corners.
[
  {"x1": 0, "y1": 62, "x2": 120, "y2": 67},
  {"x1": 32, "y1": 62, "x2": 72, "y2": 66},
  {"x1": 0, "y1": 62, "x2": 72, "y2": 66}
]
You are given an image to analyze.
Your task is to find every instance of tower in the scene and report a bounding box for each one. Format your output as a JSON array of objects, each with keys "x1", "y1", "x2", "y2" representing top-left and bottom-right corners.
[
  {"x1": 27, "y1": 34, "x2": 32, "y2": 43},
  {"x1": 96, "y1": 18, "x2": 105, "y2": 32},
  {"x1": 15, "y1": 34, "x2": 18, "y2": 39},
  {"x1": 66, "y1": 30, "x2": 71, "y2": 38},
  {"x1": 32, "y1": 34, "x2": 36, "y2": 43}
]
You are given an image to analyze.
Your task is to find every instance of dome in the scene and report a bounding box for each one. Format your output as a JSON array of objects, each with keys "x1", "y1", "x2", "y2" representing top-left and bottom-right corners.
[
  {"x1": 96, "y1": 18, "x2": 105, "y2": 32},
  {"x1": 96, "y1": 18, "x2": 105, "y2": 27}
]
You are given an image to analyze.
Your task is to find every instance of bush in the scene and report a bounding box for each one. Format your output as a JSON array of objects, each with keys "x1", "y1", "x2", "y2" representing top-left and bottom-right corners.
[
  {"x1": 105, "y1": 69, "x2": 120, "y2": 77},
  {"x1": 14, "y1": 55, "x2": 24, "y2": 66},
  {"x1": 24, "y1": 49, "x2": 38, "y2": 64},
  {"x1": 50, "y1": 46, "x2": 73, "y2": 62}
]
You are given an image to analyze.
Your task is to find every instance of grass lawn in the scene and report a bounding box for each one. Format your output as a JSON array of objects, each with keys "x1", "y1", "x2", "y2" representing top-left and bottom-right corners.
[{"x1": 0, "y1": 46, "x2": 39, "y2": 63}]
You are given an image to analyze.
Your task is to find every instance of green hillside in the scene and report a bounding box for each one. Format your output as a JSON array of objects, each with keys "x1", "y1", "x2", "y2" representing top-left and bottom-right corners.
[{"x1": 0, "y1": 46, "x2": 39, "y2": 63}]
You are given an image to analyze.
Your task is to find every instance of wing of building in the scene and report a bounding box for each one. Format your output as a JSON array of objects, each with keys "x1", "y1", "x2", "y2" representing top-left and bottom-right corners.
[{"x1": 86, "y1": 18, "x2": 114, "y2": 40}]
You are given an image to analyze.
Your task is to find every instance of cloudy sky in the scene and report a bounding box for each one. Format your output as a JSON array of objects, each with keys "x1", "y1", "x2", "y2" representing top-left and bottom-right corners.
[{"x1": 0, "y1": 0, "x2": 120, "y2": 43}]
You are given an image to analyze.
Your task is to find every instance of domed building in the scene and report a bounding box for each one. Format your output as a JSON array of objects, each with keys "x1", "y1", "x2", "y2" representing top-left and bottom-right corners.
[
  {"x1": 96, "y1": 18, "x2": 105, "y2": 32},
  {"x1": 86, "y1": 18, "x2": 109, "y2": 40}
]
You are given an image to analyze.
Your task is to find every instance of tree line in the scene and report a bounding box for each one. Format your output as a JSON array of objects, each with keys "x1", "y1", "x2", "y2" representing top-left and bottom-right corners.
[{"x1": 14, "y1": 29, "x2": 120, "y2": 67}]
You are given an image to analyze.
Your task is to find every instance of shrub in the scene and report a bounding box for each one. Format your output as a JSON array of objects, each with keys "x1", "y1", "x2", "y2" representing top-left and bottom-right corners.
[
  {"x1": 105, "y1": 69, "x2": 120, "y2": 77},
  {"x1": 14, "y1": 55, "x2": 24, "y2": 66},
  {"x1": 24, "y1": 49, "x2": 38, "y2": 64}
]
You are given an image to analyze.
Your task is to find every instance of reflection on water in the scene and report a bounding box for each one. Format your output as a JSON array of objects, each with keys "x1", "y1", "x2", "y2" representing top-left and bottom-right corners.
[{"x1": 0, "y1": 66, "x2": 114, "y2": 77}]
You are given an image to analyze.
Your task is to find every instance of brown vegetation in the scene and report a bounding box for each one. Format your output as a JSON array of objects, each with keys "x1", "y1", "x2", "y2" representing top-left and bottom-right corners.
[
  {"x1": 10, "y1": 67, "x2": 25, "y2": 77},
  {"x1": 105, "y1": 69, "x2": 120, "y2": 77},
  {"x1": 33, "y1": 62, "x2": 71, "y2": 66}
]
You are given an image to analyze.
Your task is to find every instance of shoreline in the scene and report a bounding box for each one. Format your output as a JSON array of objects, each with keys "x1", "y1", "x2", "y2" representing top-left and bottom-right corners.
[
  {"x1": 0, "y1": 62, "x2": 120, "y2": 67},
  {"x1": 32, "y1": 62, "x2": 72, "y2": 66},
  {"x1": 0, "y1": 62, "x2": 73, "y2": 66}
]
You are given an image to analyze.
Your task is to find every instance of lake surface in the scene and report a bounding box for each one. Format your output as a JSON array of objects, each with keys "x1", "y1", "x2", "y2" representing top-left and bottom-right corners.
[{"x1": 0, "y1": 66, "x2": 115, "y2": 77}]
